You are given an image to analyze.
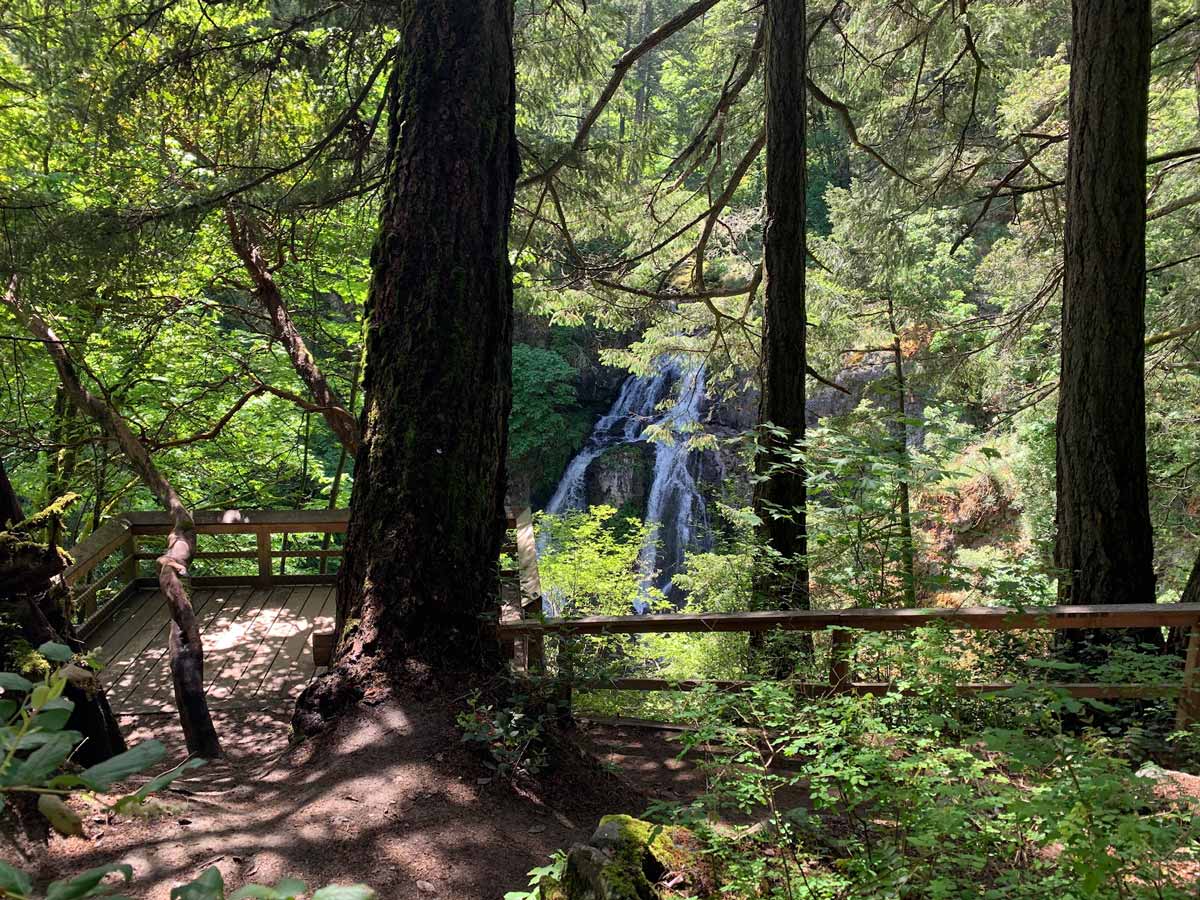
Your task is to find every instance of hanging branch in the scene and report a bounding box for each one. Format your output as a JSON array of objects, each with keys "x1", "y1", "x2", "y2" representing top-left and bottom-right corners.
[
  {"x1": 519, "y1": 0, "x2": 722, "y2": 188},
  {"x1": 807, "y1": 77, "x2": 918, "y2": 186},
  {"x1": 225, "y1": 209, "x2": 361, "y2": 454},
  {"x1": 2, "y1": 276, "x2": 222, "y2": 759}
]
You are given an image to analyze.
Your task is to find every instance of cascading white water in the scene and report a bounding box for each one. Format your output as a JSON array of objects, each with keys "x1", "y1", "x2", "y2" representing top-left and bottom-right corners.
[
  {"x1": 636, "y1": 365, "x2": 710, "y2": 600},
  {"x1": 539, "y1": 359, "x2": 712, "y2": 606}
]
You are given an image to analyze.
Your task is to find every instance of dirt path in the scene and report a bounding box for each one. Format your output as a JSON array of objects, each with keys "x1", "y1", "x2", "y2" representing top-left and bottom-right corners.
[{"x1": 45, "y1": 696, "x2": 651, "y2": 900}]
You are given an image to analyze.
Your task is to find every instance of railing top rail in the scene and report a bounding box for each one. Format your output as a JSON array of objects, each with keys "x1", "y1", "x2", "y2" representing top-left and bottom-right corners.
[
  {"x1": 124, "y1": 508, "x2": 350, "y2": 534},
  {"x1": 62, "y1": 517, "x2": 133, "y2": 585},
  {"x1": 497, "y1": 603, "x2": 1200, "y2": 637}
]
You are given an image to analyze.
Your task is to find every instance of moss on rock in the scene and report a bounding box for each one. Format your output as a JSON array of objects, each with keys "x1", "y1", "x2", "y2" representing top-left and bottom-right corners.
[{"x1": 559, "y1": 814, "x2": 695, "y2": 900}]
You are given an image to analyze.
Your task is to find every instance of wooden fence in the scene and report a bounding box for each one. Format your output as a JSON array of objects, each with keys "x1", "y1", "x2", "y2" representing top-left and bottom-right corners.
[
  {"x1": 59, "y1": 509, "x2": 1200, "y2": 729},
  {"x1": 497, "y1": 602, "x2": 1200, "y2": 729}
]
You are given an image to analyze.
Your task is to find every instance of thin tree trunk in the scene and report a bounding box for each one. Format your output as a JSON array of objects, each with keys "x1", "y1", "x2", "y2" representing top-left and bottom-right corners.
[
  {"x1": 1054, "y1": 0, "x2": 1155, "y2": 616},
  {"x1": 320, "y1": 358, "x2": 360, "y2": 574},
  {"x1": 295, "y1": 0, "x2": 518, "y2": 733},
  {"x1": 887, "y1": 295, "x2": 917, "y2": 607},
  {"x1": 3, "y1": 277, "x2": 221, "y2": 757},
  {"x1": 0, "y1": 460, "x2": 21, "y2": 528},
  {"x1": 754, "y1": 0, "x2": 809, "y2": 609}
]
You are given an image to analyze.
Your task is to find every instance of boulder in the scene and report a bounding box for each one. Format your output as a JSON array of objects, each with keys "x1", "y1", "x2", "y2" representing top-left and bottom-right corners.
[{"x1": 541, "y1": 815, "x2": 696, "y2": 900}]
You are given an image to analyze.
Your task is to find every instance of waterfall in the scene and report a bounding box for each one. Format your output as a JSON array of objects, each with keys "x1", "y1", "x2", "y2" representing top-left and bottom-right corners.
[{"x1": 540, "y1": 359, "x2": 712, "y2": 606}]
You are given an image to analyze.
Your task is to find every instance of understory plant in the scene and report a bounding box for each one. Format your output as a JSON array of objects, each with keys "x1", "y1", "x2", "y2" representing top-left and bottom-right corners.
[{"x1": 647, "y1": 643, "x2": 1200, "y2": 899}]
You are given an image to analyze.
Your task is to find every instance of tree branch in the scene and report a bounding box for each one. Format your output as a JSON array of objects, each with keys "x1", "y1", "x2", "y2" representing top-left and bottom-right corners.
[
  {"x1": 519, "y1": 0, "x2": 722, "y2": 188},
  {"x1": 225, "y1": 209, "x2": 361, "y2": 454}
]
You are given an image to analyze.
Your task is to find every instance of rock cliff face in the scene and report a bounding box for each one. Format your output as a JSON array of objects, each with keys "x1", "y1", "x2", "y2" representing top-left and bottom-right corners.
[{"x1": 585, "y1": 443, "x2": 655, "y2": 518}]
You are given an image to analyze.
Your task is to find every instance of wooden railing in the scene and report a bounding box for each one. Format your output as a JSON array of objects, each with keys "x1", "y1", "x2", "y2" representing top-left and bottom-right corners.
[
  {"x1": 62, "y1": 509, "x2": 349, "y2": 638},
  {"x1": 497, "y1": 603, "x2": 1200, "y2": 729}
]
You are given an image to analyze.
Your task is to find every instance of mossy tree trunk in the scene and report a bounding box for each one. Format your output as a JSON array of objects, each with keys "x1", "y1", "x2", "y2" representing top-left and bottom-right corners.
[
  {"x1": 1055, "y1": 0, "x2": 1155, "y2": 611},
  {"x1": 753, "y1": 0, "x2": 808, "y2": 609},
  {"x1": 296, "y1": 0, "x2": 517, "y2": 731}
]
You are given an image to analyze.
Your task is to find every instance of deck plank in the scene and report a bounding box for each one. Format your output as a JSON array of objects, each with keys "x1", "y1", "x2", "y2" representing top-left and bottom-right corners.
[
  {"x1": 124, "y1": 588, "x2": 240, "y2": 712},
  {"x1": 90, "y1": 590, "x2": 159, "y2": 668},
  {"x1": 118, "y1": 590, "x2": 220, "y2": 705},
  {"x1": 250, "y1": 585, "x2": 326, "y2": 699},
  {"x1": 229, "y1": 586, "x2": 318, "y2": 700},
  {"x1": 207, "y1": 586, "x2": 296, "y2": 704},
  {"x1": 88, "y1": 584, "x2": 336, "y2": 717},
  {"x1": 140, "y1": 586, "x2": 258, "y2": 709},
  {"x1": 201, "y1": 587, "x2": 278, "y2": 696},
  {"x1": 100, "y1": 591, "x2": 205, "y2": 702}
]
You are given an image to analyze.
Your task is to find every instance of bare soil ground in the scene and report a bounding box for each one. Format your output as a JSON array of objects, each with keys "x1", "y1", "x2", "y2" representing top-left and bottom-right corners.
[{"x1": 36, "y1": 693, "x2": 664, "y2": 900}]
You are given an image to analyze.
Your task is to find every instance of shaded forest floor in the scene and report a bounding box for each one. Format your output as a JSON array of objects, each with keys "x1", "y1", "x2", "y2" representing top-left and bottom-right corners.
[{"x1": 40, "y1": 693, "x2": 703, "y2": 899}]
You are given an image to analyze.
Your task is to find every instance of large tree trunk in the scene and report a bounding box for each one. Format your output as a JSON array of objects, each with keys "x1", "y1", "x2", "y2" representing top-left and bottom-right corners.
[
  {"x1": 3, "y1": 277, "x2": 222, "y2": 758},
  {"x1": 753, "y1": 0, "x2": 809, "y2": 610},
  {"x1": 1054, "y1": 0, "x2": 1155, "y2": 615},
  {"x1": 295, "y1": 0, "x2": 517, "y2": 733}
]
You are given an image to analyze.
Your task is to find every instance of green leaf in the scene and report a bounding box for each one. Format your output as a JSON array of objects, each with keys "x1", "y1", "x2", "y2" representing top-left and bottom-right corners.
[
  {"x1": 38, "y1": 642, "x2": 73, "y2": 663},
  {"x1": 35, "y1": 698, "x2": 76, "y2": 732},
  {"x1": 130, "y1": 757, "x2": 206, "y2": 801},
  {"x1": 38, "y1": 792, "x2": 84, "y2": 836},
  {"x1": 230, "y1": 878, "x2": 306, "y2": 900},
  {"x1": 78, "y1": 740, "x2": 166, "y2": 791},
  {"x1": 45, "y1": 863, "x2": 133, "y2": 900},
  {"x1": 13, "y1": 729, "x2": 83, "y2": 751},
  {"x1": 311, "y1": 886, "x2": 376, "y2": 900},
  {"x1": 229, "y1": 887, "x2": 284, "y2": 899},
  {"x1": 0, "y1": 860, "x2": 33, "y2": 896},
  {"x1": 272, "y1": 880, "x2": 306, "y2": 897},
  {"x1": 0, "y1": 673, "x2": 33, "y2": 693},
  {"x1": 9, "y1": 731, "x2": 75, "y2": 786},
  {"x1": 170, "y1": 868, "x2": 225, "y2": 900}
]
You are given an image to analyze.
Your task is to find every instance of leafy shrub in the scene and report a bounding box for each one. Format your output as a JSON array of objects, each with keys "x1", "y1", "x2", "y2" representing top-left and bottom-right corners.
[
  {"x1": 458, "y1": 689, "x2": 553, "y2": 779},
  {"x1": 644, "y1": 647, "x2": 1200, "y2": 899}
]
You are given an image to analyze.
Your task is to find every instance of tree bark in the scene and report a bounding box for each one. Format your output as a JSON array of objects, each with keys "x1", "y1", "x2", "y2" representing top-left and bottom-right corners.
[
  {"x1": 0, "y1": 459, "x2": 21, "y2": 528},
  {"x1": 887, "y1": 296, "x2": 917, "y2": 608},
  {"x1": 1054, "y1": 0, "x2": 1155, "y2": 616},
  {"x1": 225, "y1": 210, "x2": 362, "y2": 454},
  {"x1": 3, "y1": 277, "x2": 221, "y2": 758},
  {"x1": 753, "y1": 0, "x2": 809, "y2": 610},
  {"x1": 295, "y1": 0, "x2": 517, "y2": 733},
  {"x1": 1182, "y1": 551, "x2": 1200, "y2": 607}
]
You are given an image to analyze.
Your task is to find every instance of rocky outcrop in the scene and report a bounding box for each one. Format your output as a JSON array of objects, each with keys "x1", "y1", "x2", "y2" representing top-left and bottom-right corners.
[
  {"x1": 540, "y1": 815, "x2": 699, "y2": 900},
  {"x1": 585, "y1": 444, "x2": 655, "y2": 517}
]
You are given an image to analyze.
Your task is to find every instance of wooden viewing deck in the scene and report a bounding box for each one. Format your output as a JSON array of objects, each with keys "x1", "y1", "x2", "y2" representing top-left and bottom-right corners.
[
  {"x1": 88, "y1": 584, "x2": 335, "y2": 715},
  {"x1": 61, "y1": 509, "x2": 351, "y2": 721}
]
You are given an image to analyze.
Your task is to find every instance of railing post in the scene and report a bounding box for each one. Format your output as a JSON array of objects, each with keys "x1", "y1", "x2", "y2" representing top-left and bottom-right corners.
[
  {"x1": 527, "y1": 595, "x2": 545, "y2": 674},
  {"x1": 121, "y1": 534, "x2": 137, "y2": 588},
  {"x1": 556, "y1": 635, "x2": 574, "y2": 721},
  {"x1": 829, "y1": 629, "x2": 853, "y2": 692},
  {"x1": 1176, "y1": 622, "x2": 1200, "y2": 731},
  {"x1": 256, "y1": 528, "x2": 273, "y2": 587}
]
